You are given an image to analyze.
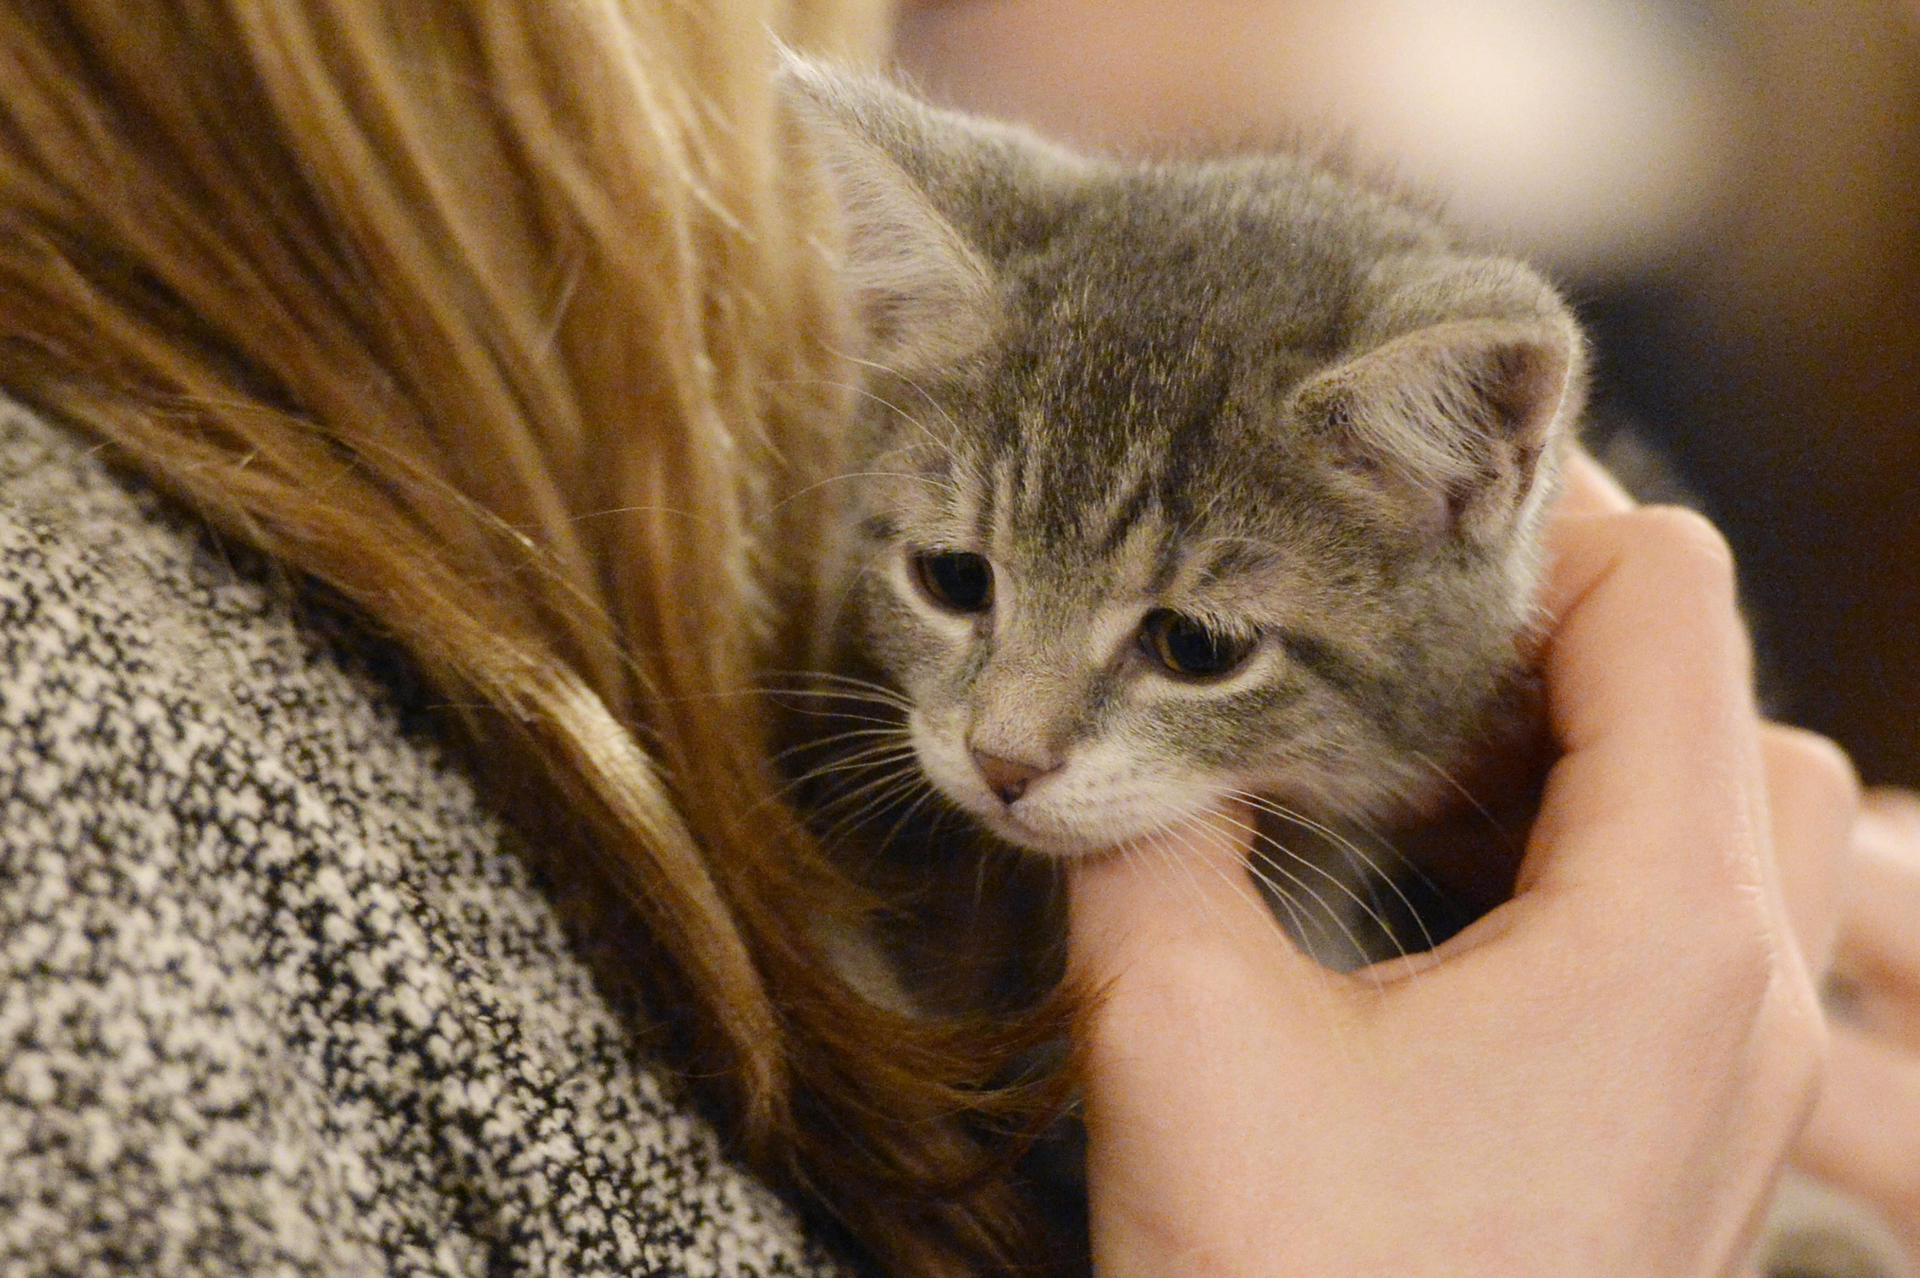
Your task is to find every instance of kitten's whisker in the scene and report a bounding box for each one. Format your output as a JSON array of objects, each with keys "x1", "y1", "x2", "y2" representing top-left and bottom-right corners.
[
  {"x1": 875, "y1": 779, "x2": 949, "y2": 855},
  {"x1": 636, "y1": 679, "x2": 901, "y2": 719},
  {"x1": 645, "y1": 685, "x2": 780, "y2": 707},
  {"x1": 767, "y1": 456, "x2": 962, "y2": 510},
  {"x1": 1159, "y1": 812, "x2": 1272, "y2": 940},
  {"x1": 772, "y1": 721, "x2": 908, "y2": 754},
  {"x1": 1243, "y1": 820, "x2": 1416, "y2": 965},
  {"x1": 1232, "y1": 841, "x2": 1331, "y2": 960},
  {"x1": 1210, "y1": 807, "x2": 1399, "y2": 974},
  {"x1": 1108, "y1": 827, "x2": 1206, "y2": 935},
  {"x1": 925, "y1": 801, "x2": 973, "y2": 867},
  {"x1": 1231, "y1": 801, "x2": 1429, "y2": 975},
  {"x1": 1189, "y1": 813, "x2": 1355, "y2": 1000},
  {"x1": 759, "y1": 666, "x2": 896, "y2": 688},
  {"x1": 775, "y1": 724, "x2": 907, "y2": 766},
  {"x1": 1226, "y1": 792, "x2": 1383, "y2": 872},
  {"x1": 781, "y1": 740, "x2": 918, "y2": 787},
  {"x1": 815, "y1": 772, "x2": 934, "y2": 852},
  {"x1": 775, "y1": 464, "x2": 964, "y2": 513},
  {"x1": 803, "y1": 741, "x2": 937, "y2": 832},
  {"x1": 771, "y1": 710, "x2": 906, "y2": 740},
  {"x1": 854, "y1": 411, "x2": 965, "y2": 495},
  {"x1": 831, "y1": 351, "x2": 966, "y2": 438},
  {"x1": 798, "y1": 752, "x2": 925, "y2": 823},
  {"x1": 802, "y1": 746, "x2": 920, "y2": 799},
  {"x1": 756, "y1": 669, "x2": 916, "y2": 710},
  {"x1": 1238, "y1": 814, "x2": 1394, "y2": 928},
  {"x1": 1155, "y1": 834, "x2": 1227, "y2": 937},
  {"x1": 969, "y1": 839, "x2": 1002, "y2": 913},
  {"x1": 1332, "y1": 803, "x2": 1458, "y2": 930},
  {"x1": 1233, "y1": 831, "x2": 1346, "y2": 951},
  {"x1": 1229, "y1": 790, "x2": 1438, "y2": 959},
  {"x1": 780, "y1": 363, "x2": 966, "y2": 463},
  {"x1": 1407, "y1": 749, "x2": 1523, "y2": 859},
  {"x1": 778, "y1": 717, "x2": 912, "y2": 755}
]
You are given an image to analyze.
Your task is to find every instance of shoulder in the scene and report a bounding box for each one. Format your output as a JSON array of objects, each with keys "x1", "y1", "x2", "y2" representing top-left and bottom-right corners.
[
  {"x1": 0, "y1": 399, "x2": 850, "y2": 1276},
  {"x1": 1, "y1": 401, "x2": 328, "y2": 802}
]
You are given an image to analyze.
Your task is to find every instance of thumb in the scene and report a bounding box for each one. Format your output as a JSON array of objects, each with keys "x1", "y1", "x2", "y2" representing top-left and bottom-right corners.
[
  {"x1": 1066, "y1": 801, "x2": 1335, "y2": 1005},
  {"x1": 1066, "y1": 802, "x2": 1352, "y2": 1275}
]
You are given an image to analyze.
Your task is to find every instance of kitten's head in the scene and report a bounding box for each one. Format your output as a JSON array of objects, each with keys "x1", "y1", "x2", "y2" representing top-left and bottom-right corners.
[{"x1": 790, "y1": 63, "x2": 1585, "y2": 858}]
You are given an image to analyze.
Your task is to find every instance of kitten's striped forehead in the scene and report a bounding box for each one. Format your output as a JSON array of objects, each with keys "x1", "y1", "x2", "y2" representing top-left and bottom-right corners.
[
  {"x1": 977, "y1": 443, "x2": 1178, "y2": 600},
  {"x1": 977, "y1": 312, "x2": 1239, "y2": 577}
]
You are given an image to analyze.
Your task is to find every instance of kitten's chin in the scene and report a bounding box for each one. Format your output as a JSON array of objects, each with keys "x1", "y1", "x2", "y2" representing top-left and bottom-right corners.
[
  {"x1": 972, "y1": 810, "x2": 1112, "y2": 860},
  {"x1": 962, "y1": 793, "x2": 1203, "y2": 860}
]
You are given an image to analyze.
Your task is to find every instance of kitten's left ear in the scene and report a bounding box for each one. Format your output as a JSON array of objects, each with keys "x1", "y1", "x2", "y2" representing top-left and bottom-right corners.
[
  {"x1": 1295, "y1": 311, "x2": 1582, "y2": 545},
  {"x1": 779, "y1": 56, "x2": 1000, "y2": 373}
]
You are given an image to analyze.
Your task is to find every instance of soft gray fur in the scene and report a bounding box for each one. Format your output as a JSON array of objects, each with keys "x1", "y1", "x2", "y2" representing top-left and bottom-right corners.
[{"x1": 789, "y1": 60, "x2": 1582, "y2": 863}]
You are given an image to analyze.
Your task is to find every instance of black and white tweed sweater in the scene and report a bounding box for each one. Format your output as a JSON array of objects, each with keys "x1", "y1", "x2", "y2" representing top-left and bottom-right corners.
[{"x1": 0, "y1": 399, "x2": 853, "y2": 1276}]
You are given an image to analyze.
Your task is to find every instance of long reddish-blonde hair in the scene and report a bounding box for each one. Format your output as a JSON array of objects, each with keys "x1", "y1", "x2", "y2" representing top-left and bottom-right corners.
[{"x1": 0, "y1": 0, "x2": 1060, "y2": 1271}]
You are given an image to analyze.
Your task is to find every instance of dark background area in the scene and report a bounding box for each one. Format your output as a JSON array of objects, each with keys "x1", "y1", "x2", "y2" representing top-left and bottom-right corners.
[{"x1": 1598, "y1": 1, "x2": 1920, "y2": 789}]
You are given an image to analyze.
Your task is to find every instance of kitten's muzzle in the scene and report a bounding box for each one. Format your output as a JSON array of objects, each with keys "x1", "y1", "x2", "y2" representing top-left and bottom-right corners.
[{"x1": 970, "y1": 748, "x2": 1058, "y2": 804}]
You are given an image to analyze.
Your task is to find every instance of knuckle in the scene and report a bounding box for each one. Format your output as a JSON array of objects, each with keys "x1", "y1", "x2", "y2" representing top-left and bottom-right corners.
[
  {"x1": 1675, "y1": 910, "x2": 1829, "y2": 1106},
  {"x1": 1715, "y1": 929, "x2": 1782, "y2": 1009},
  {"x1": 1629, "y1": 504, "x2": 1737, "y2": 580},
  {"x1": 1674, "y1": 907, "x2": 1773, "y2": 1007},
  {"x1": 1739, "y1": 961, "x2": 1829, "y2": 1124},
  {"x1": 1686, "y1": 897, "x2": 1803, "y2": 1016},
  {"x1": 1772, "y1": 971, "x2": 1830, "y2": 1092},
  {"x1": 1770, "y1": 726, "x2": 1863, "y2": 811}
]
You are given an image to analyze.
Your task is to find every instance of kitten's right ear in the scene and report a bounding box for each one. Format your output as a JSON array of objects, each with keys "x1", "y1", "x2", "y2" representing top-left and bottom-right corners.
[
  {"x1": 780, "y1": 57, "x2": 998, "y2": 371},
  {"x1": 1295, "y1": 313, "x2": 1581, "y2": 546}
]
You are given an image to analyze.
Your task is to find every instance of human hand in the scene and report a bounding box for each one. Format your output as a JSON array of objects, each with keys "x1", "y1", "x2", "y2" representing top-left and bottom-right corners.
[
  {"x1": 1790, "y1": 788, "x2": 1920, "y2": 1269},
  {"x1": 1067, "y1": 454, "x2": 1858, "y2": 1277}
]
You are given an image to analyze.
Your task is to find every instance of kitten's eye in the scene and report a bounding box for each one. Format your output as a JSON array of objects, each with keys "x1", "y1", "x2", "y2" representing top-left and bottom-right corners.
[
  {"x1": 1140, "y1": 609, "x2": 1256, "y2": 680},
  {"x1": 910, "y1": 550, "x2": 994, "y2": 614}
]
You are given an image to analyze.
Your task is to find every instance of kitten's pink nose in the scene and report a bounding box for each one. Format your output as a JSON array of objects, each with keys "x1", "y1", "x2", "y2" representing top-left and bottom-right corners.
[{"x1": 970, "y1": 749, "x2": 1055, "y2": 804}]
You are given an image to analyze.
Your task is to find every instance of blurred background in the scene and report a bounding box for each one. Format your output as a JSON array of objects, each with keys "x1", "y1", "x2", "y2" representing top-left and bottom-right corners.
[{"x1": 890, "y1": 0, "x2": 1920, "y2": 788}]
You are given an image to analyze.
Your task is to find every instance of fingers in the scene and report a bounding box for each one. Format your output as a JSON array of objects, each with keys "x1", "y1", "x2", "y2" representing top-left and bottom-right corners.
[
  {"x1": 1524, "y1": 497, "x2": 1765, "y2": 911},
  {"x1": 1793, "y1": 790, "x2": 1920, "y2": 1256},
  {"x1": 1553, "y1": 448, "x2": 1636, "y2": 519},
  {"x1": 1830, "y1": 791, "x2": 1920, "y2": 1054},
  {"x1": 1862, "y1": 789, "x2": 1920, "y2": 861},
  {"x1": 1761, "y1": 726, "x2": 1859, "y2": 976},
  {"x1": 1542, "y1": 446, "x2": 1852, "y2": 976},
  {"x1": 1794, "y1": 1021, "x2": 1920, "y2": 1249}
]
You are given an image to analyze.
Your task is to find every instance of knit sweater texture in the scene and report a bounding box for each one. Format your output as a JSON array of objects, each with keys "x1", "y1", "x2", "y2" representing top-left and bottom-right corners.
[{"x1": 0, "y1": 399, "x2": 851, "y2": 1277}]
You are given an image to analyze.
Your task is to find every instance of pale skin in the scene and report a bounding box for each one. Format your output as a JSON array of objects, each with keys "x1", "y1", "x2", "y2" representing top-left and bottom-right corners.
[{"x1": 1068, "y1": 457, "x2": 1863, "y2": 1275}]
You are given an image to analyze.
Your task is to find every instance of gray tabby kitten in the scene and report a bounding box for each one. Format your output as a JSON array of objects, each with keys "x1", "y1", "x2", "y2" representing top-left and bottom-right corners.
[
  {"x1": 788, "y1": 60, "x2": 1576, "y2": 907},
  {"x1": 784, "y1": 63, "x2": 1907, "y2": 1278}
]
